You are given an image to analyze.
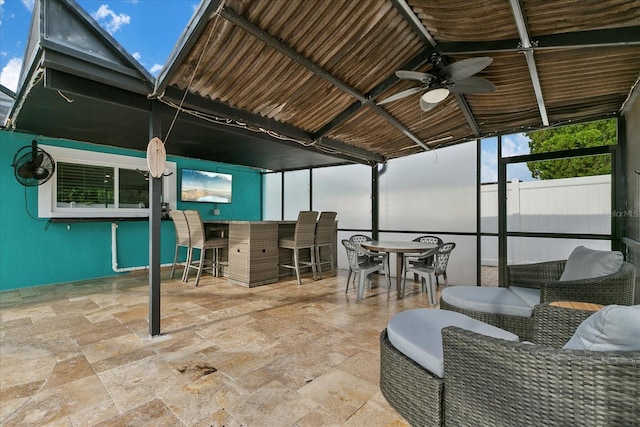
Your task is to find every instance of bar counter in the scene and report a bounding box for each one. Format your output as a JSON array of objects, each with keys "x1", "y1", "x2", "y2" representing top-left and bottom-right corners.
[{"x1": 204, "y1": 220, "x2": 336, "y2": 287}]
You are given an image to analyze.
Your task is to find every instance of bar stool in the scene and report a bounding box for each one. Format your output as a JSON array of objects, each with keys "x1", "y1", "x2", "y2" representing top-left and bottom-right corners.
[
  {"x1": 169, "y1": 210, "x2": 191, "y2": 281},
  {"x1": 314, "y1": 211, "x2": 337, "y2": 279},
  {"x1": 183, "y1": 210, "x2": 228, "y2": 286},
  {"x1": 279, "y1": 211, "x2": 319, "y2": 285}
]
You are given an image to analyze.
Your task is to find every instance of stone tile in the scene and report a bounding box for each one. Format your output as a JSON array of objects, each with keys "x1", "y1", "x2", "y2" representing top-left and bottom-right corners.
[
  {"x1": 0, "y1": 270, "x2": 422, "y2": 425},
  {"x1": 93, "y1": 398, "x2": 182, "y2": 426},
  {"x1": 225, "y1": 380, "x2": 319, "y2": 426},
  {"x1": 97, "y1": 355, "x2": 187, "y2": 412},
  {"x1": 2, "y1": 375, "x2": 111, "y2": 425},
  {"x1": 298, "y1": 368, "x2": 380, "y2": 421}
]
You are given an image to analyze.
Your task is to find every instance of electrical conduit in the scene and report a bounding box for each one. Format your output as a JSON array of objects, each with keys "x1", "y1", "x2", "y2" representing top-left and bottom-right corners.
[{"x1": 111, "y1": 222, "x2": 172, "y2": 273}]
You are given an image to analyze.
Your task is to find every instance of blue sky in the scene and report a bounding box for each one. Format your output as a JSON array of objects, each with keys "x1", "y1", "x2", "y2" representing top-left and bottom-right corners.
[{"x1": 0, "y1": 0, "x2": 200, "y2": 91}]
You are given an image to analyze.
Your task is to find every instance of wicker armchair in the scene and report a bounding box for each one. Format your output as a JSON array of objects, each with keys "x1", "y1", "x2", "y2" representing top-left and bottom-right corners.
[
  {"x1": 440, "y1": 260, "x2": 636, "y2": 340},
  {"x1": 506, "y1": 259, "x2": 636, "y2": 305},
  {"x1": 380, "y1": 304, "x2": 640, "y2": 426},
  {"x1": 442, "y1": 305, "x2": 640, "y2": 426}
]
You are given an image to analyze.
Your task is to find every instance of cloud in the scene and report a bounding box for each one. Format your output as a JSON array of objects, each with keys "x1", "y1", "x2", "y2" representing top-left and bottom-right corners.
[
  {"x1": 132, "y1": 52, "x2": 141, "y2": 60},
  {"x1": 91, "y1": 4, "x2": 130, "y2": 34},
  {"x1": 149, "y1": 64, "x2": 163, "y2": 75},
  {"x1": 0, "y1": 57, "x2": 22, "y2": 92},
  {"x1": 21, "y1": 0, "x2": 34, "y2": 11},
  {"x1": 502, "y1": 133, "x2": 530, "y2": 157}
]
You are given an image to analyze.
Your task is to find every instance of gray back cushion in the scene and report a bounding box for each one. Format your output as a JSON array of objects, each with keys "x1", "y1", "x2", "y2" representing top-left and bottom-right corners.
[
  {"x1": 563, "y1": 305, "x2": 640, "y2": 351},
  {"x1": 559, "y1": 246, "x2": 623, "y2": 281}
]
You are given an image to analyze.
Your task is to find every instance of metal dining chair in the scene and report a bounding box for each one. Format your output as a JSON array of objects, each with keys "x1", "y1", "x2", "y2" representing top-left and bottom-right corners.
[
  {"x1": 279, "y1": 211, "x2": 319, "y2": 285},
  {"x1": 169, "y1": 210, "x2": 191, "y2": 281},
  {"x1": 342, "y1": 239, "x2": 391, "y2": 300},
  {"x1": 183, "y1": 210, "x2": 228, "y2": 286}
]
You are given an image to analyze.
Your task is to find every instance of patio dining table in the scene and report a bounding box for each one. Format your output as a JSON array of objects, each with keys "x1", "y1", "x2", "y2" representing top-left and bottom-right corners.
[{"x1": 360, "y1": 240, "x2": 437, "y2": 299}]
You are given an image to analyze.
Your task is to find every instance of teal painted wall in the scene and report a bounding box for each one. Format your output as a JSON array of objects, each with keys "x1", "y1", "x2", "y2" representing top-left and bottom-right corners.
[{"x1": 0, "y1": 130, "x2": 262, "y2": 291}]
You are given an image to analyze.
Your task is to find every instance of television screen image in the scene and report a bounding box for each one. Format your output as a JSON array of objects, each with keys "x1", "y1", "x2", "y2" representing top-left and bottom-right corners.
[{"x1": 181, "y1": 169, "x2": 232, "y2": 203}]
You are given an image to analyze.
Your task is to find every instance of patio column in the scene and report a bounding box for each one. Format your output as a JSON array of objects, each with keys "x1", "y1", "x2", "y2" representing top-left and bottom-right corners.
[{"x1": 149, "y1": 101, "x2": 162, "y2": 337}]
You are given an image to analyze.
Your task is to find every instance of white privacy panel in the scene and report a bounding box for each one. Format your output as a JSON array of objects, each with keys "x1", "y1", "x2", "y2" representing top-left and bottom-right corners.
[
  {"x1": 380, "y1": 142, "x2": 477, "y2": 233},
  {"x1": 262, "y1": 172, "x2": 282, "y2": 220},
  {"x1": 283, "y1": 170, "x2": 310, "y2": 220},
  {"x1": 312, "y1": 164, "x2": 372, "y2": 230}
]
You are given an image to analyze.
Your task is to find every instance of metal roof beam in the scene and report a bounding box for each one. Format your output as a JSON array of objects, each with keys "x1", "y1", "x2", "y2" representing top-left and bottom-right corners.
[
  {"x1": 391, "y1": 0, "x2": 481, "y2": 138},
  {"x1": 438, "y1": 26, "x2": 640, "y2": 55},
  {"x1": 161, "y1": 87, "x2": 386, "y2": 164},
  {"x1": 219, "y1": 6, "x2": 429, "y2": 151},
  {"x1": 389, "y1": 0, "x2": 437, "y2": 48},
  {"x1": 314, "y1": 48, "x2": 432, "y2": 139},
  {"x1": 510, "y1": 0, "x2": 549, "y2": 126}
]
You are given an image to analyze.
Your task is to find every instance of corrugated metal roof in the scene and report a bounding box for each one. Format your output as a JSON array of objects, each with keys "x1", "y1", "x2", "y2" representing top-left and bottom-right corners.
[
  {"x1": 7, "y1": 0, "x2": 640, "y2": 171},
  {"x1": 155, "y1": 0, "x2": 640, "y2": 166}
]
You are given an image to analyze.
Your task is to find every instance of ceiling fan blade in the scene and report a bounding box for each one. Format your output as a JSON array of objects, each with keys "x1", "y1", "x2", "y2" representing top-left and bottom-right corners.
[
  {"x1": 419, "y1": 97, "x2": 439, "y2": 112},
  {"x1": 448, "y1": 77, "x2": 496, "y2": 94},
  {"x1": 439, "y1": 57, "x2": 493, "y2": 82},
  {"x1": 378, "y1": 86, "x2": 425, "y2": 105},
  {"x1": 395, "y1": 70, "x2": 436, "y2": 83}
]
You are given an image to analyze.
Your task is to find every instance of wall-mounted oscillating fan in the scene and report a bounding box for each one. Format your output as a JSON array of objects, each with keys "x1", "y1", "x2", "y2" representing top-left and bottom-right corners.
[{"x1": 11, "y1": 140, "x2": 56, "y2": 187}]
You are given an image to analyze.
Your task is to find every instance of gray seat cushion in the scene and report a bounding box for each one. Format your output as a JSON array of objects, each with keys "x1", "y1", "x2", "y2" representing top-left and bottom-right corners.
[
  {"x1": 387, "y1": 309, "x2": 519, "y2": 378},
  {"x1": 441, "y1": 286, "x2": 534, "y2": 317},
  {"x1": 508, "y1": 286, "x2": 541, "y2": 308}
]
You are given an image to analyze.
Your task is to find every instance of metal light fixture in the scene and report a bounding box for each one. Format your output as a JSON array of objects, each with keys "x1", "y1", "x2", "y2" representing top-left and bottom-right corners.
[{"x1": 421, "y1": 88, "x2": 450, "y2": 104}]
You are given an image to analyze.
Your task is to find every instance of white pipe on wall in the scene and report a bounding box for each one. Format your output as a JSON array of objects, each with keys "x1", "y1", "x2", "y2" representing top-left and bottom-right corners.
[{"x1": 111, "y1": 222, "x2": 172, "y2": 273}]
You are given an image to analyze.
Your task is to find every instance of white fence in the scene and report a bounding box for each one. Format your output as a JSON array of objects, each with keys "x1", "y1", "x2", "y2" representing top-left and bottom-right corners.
[{"x1": 481, "y1": 175, "x2": 612, "y2": 265}]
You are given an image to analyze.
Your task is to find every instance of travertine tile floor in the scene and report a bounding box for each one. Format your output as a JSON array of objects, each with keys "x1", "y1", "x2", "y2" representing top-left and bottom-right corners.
[{"x1": 0, "y1": 268, "x2": 452, "y2": 426}]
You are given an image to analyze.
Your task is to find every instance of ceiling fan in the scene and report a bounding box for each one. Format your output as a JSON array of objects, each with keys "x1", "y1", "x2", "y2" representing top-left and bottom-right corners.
[{"x1": 378, "y1": 55, "x2": 496, "y2": 112}]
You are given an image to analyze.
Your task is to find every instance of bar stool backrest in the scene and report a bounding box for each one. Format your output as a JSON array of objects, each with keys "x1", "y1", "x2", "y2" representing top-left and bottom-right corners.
[
  {"x1": 184, "y1": 210, "x2": 206, "y2": 247},
  {"x1": 170, "y1": 210, "x2": 190, "y2": 246},
  {"x1": 315, "y1": 211, "x2": 337, "y2": 245},
  {"x1": 293, "y1": 211, "x2": 319, "y2": 247}
]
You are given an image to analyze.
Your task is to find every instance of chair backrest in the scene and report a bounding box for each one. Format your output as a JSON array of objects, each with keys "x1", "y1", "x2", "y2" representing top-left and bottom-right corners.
[
  {"x1": 350, "y1": 234, "x2": 373, "y2": 246},
  {"x1": 412, "y1": 235, "x2": 443, "y2": 246},
  {"x1": 183, "y1": 210, "x2": 206, "y2": 247},
  {"x1": 293, "y1": 211, "x2": 318, "y2": 246},
  {"x1": 170, "y1": 210, "x2": 190, "y2": 246},
  {"x1": 315, "y1": 211, "x2": 337, "y2": 244},
  {"x1": 342, "y1": 239, "x2": 361, "y2": 272},
  {"x1": 434, "y1": 242, "x2": 456, "y2": 274}
]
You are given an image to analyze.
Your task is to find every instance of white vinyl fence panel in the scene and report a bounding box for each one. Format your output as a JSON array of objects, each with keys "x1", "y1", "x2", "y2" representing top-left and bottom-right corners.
[{"x1": 482, "y1": 175, "x2": 611, "y2": 265}]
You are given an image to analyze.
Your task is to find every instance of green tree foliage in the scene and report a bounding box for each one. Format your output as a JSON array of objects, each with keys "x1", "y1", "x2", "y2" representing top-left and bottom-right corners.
[{"x1": 525, "y1": 119, "x2": 615, "y2": 180}]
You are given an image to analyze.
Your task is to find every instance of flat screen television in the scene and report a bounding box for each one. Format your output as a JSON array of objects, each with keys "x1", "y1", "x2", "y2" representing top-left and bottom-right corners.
[{"x1": 180, "y1": 169, "x2": 232, "y2": 203}]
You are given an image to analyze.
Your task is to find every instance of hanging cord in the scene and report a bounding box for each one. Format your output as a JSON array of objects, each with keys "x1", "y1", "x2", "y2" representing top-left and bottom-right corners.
[{"x1": 164, "y1": 0, "x2": 226, "y2": 145}]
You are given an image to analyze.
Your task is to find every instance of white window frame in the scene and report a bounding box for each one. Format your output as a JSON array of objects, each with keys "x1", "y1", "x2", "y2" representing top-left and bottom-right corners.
[{"x1": 38, "y1": 145, "x2": 177, "y2": 218}]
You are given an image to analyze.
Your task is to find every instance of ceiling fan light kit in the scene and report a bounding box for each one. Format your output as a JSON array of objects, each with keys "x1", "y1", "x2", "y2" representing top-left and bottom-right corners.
[{"x1": 422, "y1": 88, "x2": 450, "y2": 104}]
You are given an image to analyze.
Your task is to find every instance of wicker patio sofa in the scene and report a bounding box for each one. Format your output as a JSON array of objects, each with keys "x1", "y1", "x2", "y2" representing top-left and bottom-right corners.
[
  {"x1": 380, "y1": 303, "x2": 640, "y2": 426},
  {"x1": 440, "y1": 258, "x2": 636, "y2": 341}
]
